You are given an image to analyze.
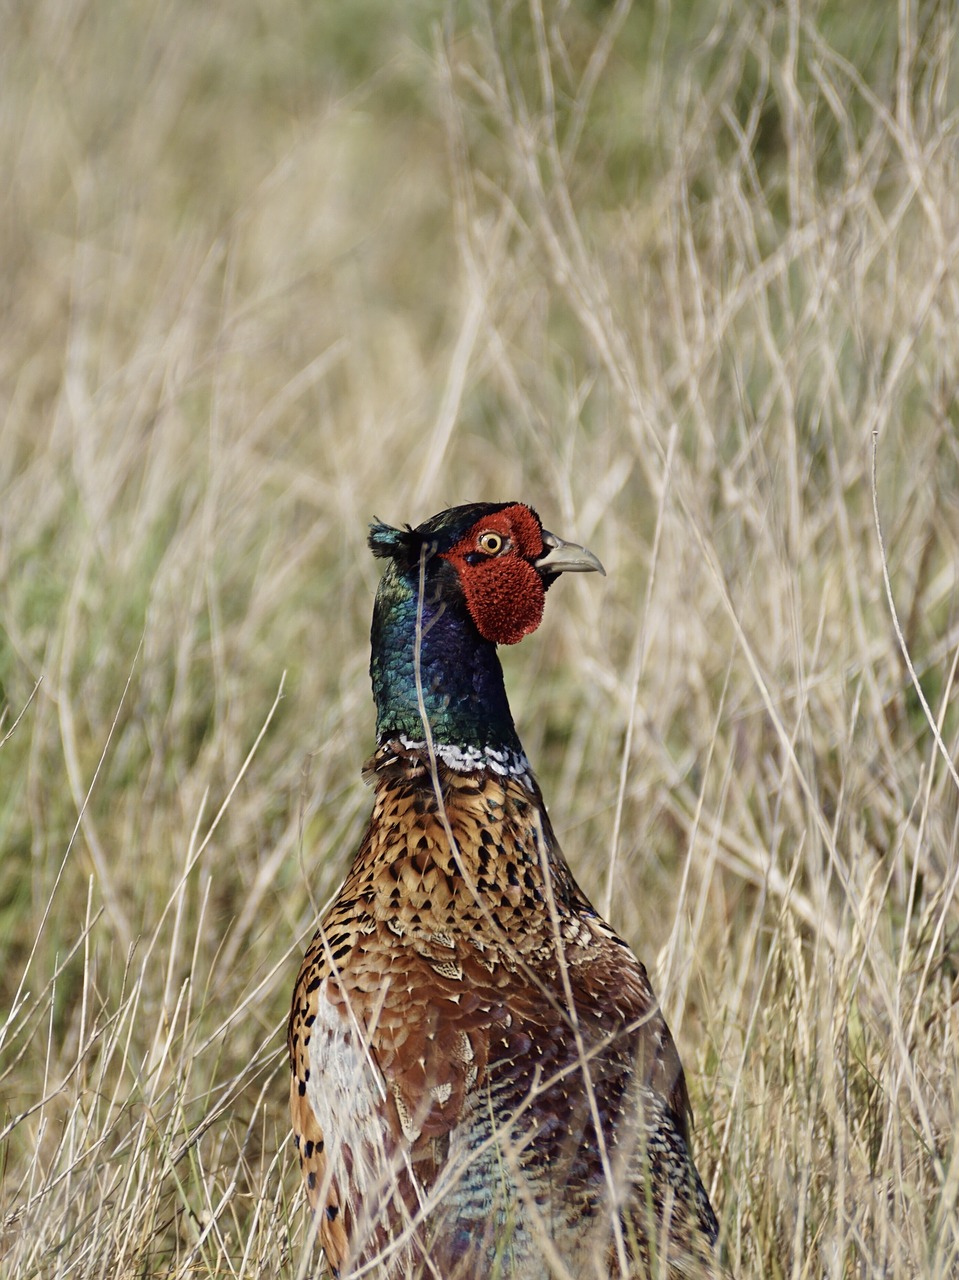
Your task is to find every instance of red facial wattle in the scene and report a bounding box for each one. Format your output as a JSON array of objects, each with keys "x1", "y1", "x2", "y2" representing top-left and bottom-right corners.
[{"x1": 440, "y1": 504, "x2": 547, "y2": 646}]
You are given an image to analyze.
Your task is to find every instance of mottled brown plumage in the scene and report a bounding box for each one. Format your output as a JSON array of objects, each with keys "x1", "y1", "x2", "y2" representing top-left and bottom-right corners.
[{"x1": 289, "y1": 503, "x2": 720, "y2": 1278}]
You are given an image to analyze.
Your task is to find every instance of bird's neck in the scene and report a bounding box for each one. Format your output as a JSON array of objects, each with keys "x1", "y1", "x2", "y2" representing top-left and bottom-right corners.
[{"x1": 370, "y1": 571, "x2": 524, "y2": 760}]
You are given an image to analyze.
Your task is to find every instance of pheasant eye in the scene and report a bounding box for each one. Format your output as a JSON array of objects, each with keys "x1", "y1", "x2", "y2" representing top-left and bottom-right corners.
[{"x1": 477, "y1": 531, "x2": 504, "y2": 555}]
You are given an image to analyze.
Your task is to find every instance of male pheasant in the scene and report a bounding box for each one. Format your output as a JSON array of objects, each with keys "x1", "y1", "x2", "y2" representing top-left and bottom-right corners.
[{"x1": 289, "y1": 501, "x2": 720, "y2": 1279}]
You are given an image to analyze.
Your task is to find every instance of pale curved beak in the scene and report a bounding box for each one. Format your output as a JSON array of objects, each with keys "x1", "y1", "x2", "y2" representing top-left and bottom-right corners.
[{"x1": 536, "y1": 530, "x2": 606, "y2": 577}]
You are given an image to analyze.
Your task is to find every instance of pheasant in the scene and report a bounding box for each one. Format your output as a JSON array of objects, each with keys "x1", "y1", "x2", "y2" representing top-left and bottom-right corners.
[{"x1": 289, "y1": 501, "x2": 720, "y2": 1279}]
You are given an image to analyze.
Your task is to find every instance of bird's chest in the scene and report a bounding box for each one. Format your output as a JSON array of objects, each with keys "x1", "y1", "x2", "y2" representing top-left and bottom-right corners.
[{"x1": 309, "y1": 878, "x2": 610, "y2": 1147}]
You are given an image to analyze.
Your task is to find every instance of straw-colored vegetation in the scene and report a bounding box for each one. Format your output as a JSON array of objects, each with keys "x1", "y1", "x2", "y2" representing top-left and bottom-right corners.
[{"x1": 2, "y1": 2, "x2": 958, "y2": 1276}]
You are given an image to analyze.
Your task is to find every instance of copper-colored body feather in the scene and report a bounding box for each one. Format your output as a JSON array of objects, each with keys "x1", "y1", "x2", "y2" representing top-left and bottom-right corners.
[{"x1": 289, "y1": 747, "x2": 718, "y2": 1278}]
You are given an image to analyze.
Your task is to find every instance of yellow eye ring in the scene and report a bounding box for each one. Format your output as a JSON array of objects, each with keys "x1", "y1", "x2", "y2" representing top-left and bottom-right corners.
[{"x1": 477, "y1": 531, "x2": 504, "y2": 555}]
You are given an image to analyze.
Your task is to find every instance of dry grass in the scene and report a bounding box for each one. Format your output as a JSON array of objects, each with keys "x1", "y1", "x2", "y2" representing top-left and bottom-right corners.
[{"x1": 2, "y1": 1, "x2": 959, "y2": 1276}]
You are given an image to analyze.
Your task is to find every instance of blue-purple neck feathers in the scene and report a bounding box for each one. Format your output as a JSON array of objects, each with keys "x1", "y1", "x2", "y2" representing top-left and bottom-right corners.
[{"x1": 369, "y1": 560, "x2": 523, "y2": 756}]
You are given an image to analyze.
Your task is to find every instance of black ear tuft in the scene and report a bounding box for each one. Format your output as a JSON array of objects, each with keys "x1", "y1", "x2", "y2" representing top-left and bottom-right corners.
[
  {"x1": 368, "y1": 520, "x2": 412, "y2": 559},
  {"x1": 368, "y1": 520, "x2": 428, "y2": 570}
]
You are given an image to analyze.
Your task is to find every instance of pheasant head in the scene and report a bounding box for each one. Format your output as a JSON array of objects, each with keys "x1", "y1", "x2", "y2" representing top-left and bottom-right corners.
[{"x1": 367, "y1": 501, "x2": 604, "y2": 759}]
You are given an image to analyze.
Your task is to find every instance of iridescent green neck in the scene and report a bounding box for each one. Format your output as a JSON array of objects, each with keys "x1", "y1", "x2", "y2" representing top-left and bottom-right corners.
[{"x1": 369, "y1": 563, "x2": 523, "y2": 755}]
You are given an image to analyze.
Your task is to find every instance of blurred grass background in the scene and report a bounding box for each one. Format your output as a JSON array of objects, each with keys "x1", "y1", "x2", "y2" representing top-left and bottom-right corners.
[{"x1": 2, "y1": 1, "x2": 959, "y2": 1276}]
